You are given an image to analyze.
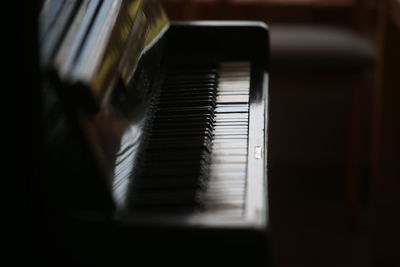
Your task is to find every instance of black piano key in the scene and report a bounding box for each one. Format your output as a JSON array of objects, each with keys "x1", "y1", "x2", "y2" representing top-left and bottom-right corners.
[
  {"x1": 164, "y1": 73, "x2": 218, "y2": 81},
  {"x1": 157, "y1": 99, "x2": 216, "y2": 108},
  {"x1": 164, "y1": 82, "x2": 217, "y2": 89},
  {"x1": 129, "y1": 60, "x2": 251, "y2": 216},
  {"x1": 128, "y1": 61, "x2": 220, "y2": 212},
  {"x1": 141, "y1": 150, "x2": 210, "y2": 161},
  {"x1": 161, "y1": 89, "x2": 216, "y2": 96}
]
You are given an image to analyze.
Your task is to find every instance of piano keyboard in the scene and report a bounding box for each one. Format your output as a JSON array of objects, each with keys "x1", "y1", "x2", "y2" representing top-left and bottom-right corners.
[
  {"x1": 40, "y1": 2, "x2": 270, "y2": 262},
  {"x1": 129, "y1": 61, "x2": 251, "y2": 219},
  {"x1": 201, "y1": 62, "x2": 250, "y2": 218}
]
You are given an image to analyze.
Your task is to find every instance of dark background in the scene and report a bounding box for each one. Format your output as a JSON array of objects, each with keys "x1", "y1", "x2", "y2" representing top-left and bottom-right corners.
[
  {"x1": 28, "y1": 1, "x2": 399, "y2": 266},
  {"x1": 159, "y1": 1, "x2": 399, "y2": 266}
]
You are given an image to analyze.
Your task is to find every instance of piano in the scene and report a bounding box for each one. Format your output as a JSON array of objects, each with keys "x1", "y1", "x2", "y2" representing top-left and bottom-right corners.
[{"x1": 40, "y1": 0, "x2": 270, "y2": 265}]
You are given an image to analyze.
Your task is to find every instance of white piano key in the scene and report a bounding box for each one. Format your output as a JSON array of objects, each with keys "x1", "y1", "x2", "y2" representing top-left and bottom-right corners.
[
  {"x1": 210, "y1": 163, "x2": 246, "y2": 170},
  {"x1": 203, "y1": 186, "x2": 245, "y2": 193},
  {"x1": 214, "y1": 122, "x2": 248, "y2": 126},
  {"x1": 213, "y1": 125, "x2": 248, "y2": 129},
  {"x1": 212, "y1": 141, "x2": 248, "y2": 149},
  {"x1": 215, "y1": 106, "x2": 249, "y2": 113},
  {"x1": 216, "y1": 95, "x2": 249, "y2": 103},
  {"x1": 213, "y1": 129, "x2": 248, "y2": 134},
  {"x1": 207, "y1": 180, "x2": 246, "y2": 186},
  {"x1": 215, "y1": 113, "x2": 249, "y2": 119},
  {"x1": 202, "y1": 199, "x2": 245, "y2": 206},
  {"x1": 217, "y1": 92, "x2": 249, "y2": 96},
  {"x1": 200, "y1": 61, "x2": 251, "y2": 218},
  {"x1": 202, "y1": 209, "x2": 244, "y2": 217},
  {"x1": 213, "y1": 135, "x2": 248, "y2": 140},
  {"x1": 211, "y1": 155, "x2": 247, "y2": 163},
  {"x1": 212, "y1": 151, "x2": 247, "y2": 157}
]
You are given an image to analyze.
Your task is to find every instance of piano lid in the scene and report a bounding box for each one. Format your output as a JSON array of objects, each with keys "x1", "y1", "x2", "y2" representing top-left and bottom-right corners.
[{"x1": 39, "y1": 0, "x2": 169, "y2": 109}]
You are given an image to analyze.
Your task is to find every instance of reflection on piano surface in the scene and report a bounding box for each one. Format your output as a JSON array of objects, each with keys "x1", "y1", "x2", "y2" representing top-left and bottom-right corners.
[{"x1": 40, "y1": 0, "x2": 270, "y2": 265}]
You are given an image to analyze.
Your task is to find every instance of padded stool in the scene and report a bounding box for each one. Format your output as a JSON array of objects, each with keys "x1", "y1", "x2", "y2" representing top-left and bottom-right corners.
[
  {"x1": 270, "y1": 25, "x2": 376, "y2": 70},
  {"x1": 270, "y1": 24, "x2": 377, "y2": 229}
]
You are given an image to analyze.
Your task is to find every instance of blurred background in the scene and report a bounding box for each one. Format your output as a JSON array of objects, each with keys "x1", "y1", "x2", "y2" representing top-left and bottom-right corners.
[
  {"x1": 26, "y1": 0, "x2": 398, "y2": 266},
  {"x1": 158, "y1": 0, "x2": 399, "y2": 266}
]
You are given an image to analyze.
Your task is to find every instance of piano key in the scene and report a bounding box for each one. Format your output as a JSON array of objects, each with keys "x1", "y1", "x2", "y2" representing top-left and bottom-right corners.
[
  {"x1": 211, "y1": 155, "x2": 247, "y2": 163},
  {"x1": 215, "y1": 113, "x2": 249, "y2": 119},
  {"x1": 166, "y1": 69, "x2": 218, "y2": 76},
  {"x1": 219, "y1": 76, "x2": 250, "y2": 81},
  {"x1": 209, "y1": 168, "x2": 247, "y2": 174},
  {"x1": 215, "y1": 106, "x2": 248, "y2": 113},
  {"x1": 212, "y1": 140, "x2": 247, "y2": 147},
  {"x1": 207, "y1": 173, "x2": 247, "y2": 179},
  {"x1": 203, "y1": 183, "x2": 246, "y2": 190},
  {"x1": 202, "y1": 196, "x2": 245, "y2": 203},
  {"x1": 213, "y1": 125, "x2": 248, "y2": 130},
  {"x1": 129, "y1": 60, "x2": 251, "y2": 216},
  {"x1": 214, "y1": 122, "x2": 248, "y2": 128},
  {"x1": 201, "y1": 209, "x2": 244, "y2": 218},
  {"x1": 202, "y1": 199, "x2": 245, "y2": 206},
  {"x1": 215, "y1": 95, "x2": 249, "y2": 103},
  {"x1": 199, "y1": 61, "x2": 251, "y2": 216},
  {"x1": 204, "y1": 188, "x2": 245, "y2": 195},
  {"x1": 165, "y1": 74, "x2": 218, "y2": 81},
  {"x1": 214, "y1": 126, "x2": 248, "y2": 131},
  {"x1": 206, "y1": 182, "x2": 246, "y2": 189}
]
